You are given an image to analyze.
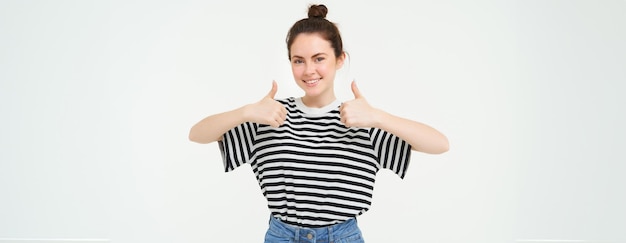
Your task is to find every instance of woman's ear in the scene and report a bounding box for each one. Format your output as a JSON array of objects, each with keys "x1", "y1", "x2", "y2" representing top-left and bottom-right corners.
[{"x1": 336, "y1": 52, "x2": 346, "y2": 69}]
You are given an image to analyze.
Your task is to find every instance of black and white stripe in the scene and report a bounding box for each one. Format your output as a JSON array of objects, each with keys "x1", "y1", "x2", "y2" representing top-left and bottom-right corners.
[{"x1": 219, "y1": 97, "x2": 411, "y2": 227}]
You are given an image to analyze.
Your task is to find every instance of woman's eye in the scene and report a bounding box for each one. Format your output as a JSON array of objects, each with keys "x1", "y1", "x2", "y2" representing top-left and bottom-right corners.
[
  {"x1": 293, "y1": 59, "x2": 303, "y2": 64},
  {"x1": 316, "y1": 57, "x2": 325, "y2": 62}
]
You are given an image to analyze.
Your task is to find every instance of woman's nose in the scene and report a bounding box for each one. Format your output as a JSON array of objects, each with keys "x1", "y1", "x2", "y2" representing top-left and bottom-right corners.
[{"x1": 305, "y1": 63, "x2": 316, "y2": 75}]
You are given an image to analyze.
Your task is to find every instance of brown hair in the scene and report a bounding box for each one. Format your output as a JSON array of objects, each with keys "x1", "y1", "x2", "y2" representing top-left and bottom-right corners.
[{"x1": 286, "y1": 4, "x2": 344, "y2": 60}]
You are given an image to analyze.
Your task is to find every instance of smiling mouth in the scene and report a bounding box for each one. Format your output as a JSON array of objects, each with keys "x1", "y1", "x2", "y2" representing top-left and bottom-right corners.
[{"x1": 304, "y1": 78, "x2": 321, "y2": 85}]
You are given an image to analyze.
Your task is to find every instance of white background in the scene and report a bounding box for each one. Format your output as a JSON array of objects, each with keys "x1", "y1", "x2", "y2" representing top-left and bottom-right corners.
[{"x1": 1, "y1": 0, "x2": 625, "y2": 242}]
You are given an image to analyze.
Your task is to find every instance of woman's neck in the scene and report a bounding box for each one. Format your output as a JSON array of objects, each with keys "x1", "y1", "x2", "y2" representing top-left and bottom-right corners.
[{"x1": 301, "y1": 93, "x2": 336, "y2": 108}]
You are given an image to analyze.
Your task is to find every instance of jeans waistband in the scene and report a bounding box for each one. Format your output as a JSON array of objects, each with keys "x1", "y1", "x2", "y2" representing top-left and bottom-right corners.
[{"x1": 267, "y1": 215, "x2": 360, "y2": 242}]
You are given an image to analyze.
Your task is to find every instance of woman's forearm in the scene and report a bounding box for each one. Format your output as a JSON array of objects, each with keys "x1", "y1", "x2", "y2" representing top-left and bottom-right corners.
[
  {"x1": 374, "y1": 110, "x2": 449, "y2": 154},
  {"x1": 188, "y1": 106, "x2": 247, "y2": 144}
]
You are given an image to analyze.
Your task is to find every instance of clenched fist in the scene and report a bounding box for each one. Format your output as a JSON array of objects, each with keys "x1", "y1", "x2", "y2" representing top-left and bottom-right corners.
[
  {"x1": 243, "y1": 81, "x2": 288, "y2": 127},
  {"x1": 339, "y1": 81, "x2": 381, "y2": 128}
]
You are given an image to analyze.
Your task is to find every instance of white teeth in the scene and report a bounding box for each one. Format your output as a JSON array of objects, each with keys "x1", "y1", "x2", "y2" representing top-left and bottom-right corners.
[{"x1": 305, "y1": 79, "x2": 319, "y2": 84}]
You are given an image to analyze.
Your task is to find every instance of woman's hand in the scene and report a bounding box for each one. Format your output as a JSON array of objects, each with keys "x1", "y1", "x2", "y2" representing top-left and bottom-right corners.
[
  {"x1": 340, "y1": 81, "x2": 381, "y2": 128},
  {"x1": 244, "y1": 81, "x2": 288, "y2": 128}
]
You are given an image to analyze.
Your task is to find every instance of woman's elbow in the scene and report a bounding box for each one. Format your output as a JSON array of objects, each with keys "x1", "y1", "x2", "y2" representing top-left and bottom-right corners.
[
  {"x1": 434, "y1": 136, "x2": 450, "y2": 154},
  {"x1": 188, "y1": 129, "x2": 209, "y2": 144},
  {"x1": 418, "y1": 137, "x2": 449, "y2": 154},
  {"x1": 188, "y1": 129, "x2": 221, "y2": 144},
  {"x1": 434, "y1": 140, "x2": 449, "y2": 154}
]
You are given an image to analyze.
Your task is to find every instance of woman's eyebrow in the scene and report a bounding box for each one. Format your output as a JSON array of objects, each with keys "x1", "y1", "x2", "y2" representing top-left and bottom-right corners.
[{"x1": 291, "y1": 53, "x2": 327, "y2": 59}]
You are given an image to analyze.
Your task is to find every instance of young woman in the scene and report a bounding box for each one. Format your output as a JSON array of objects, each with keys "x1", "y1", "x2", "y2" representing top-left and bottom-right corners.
[{"x1": 189, "y1": 4, "x2": 449, "y2": 243}]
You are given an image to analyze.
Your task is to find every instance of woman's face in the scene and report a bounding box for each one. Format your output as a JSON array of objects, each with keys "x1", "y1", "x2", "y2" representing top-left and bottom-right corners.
[{"x1": 290, "y1": 33, "x2": 344, "y2": 104}]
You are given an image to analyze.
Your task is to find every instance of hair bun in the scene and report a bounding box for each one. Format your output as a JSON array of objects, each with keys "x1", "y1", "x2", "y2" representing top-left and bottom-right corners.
[{"x1": 308, "y1": 4, "x2": 328, "y2": 18}]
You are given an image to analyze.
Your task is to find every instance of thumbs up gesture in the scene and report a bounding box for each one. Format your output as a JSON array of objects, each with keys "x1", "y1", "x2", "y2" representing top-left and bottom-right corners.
[
  {"x1": 339, "y1": 81, "x2": 380, "y2": 128},
  {"x1": 244, "y1": 81, "x2": 287, "y2": 128}
]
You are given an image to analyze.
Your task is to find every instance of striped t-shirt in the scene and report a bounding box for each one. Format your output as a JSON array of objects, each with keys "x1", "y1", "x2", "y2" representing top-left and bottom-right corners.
[{"x1": 219, "y1": 97, "x2": 411, "y2": 227}]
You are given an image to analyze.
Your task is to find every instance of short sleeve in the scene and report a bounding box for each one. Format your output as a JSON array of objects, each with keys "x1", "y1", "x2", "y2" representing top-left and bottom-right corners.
[
  {"x1": 218, "y1": 122, "x2": 257, "y2": 172},
  {"x1": 369, "y1": 128, "x2": 412, "y2": 178}
]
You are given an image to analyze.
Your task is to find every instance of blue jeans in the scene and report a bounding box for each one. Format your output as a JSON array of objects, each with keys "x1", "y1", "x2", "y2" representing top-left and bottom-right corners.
[{"x1": 264, "y1": 215, "x2": 365, "y2": 243}]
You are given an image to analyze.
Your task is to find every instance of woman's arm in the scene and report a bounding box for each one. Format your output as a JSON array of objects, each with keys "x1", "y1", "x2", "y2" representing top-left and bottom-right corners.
[
  {"x1": 340, "y1": 81, "x2": 449, "y2": 154},
  {"x1": 370, "y1": 110, "x2": 449, "y2": 154},
  {"x1": 188, "y1": 106, "x2": 248, "y2": 144},
  {"x1": 189, "y1": 81, "x2": 287, "y2": 144}
]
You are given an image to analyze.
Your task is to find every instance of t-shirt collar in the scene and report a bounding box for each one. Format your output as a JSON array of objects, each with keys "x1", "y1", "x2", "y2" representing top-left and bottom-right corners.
[{"x1": 294, "y1": 97, "x2": 341, "y2": 114}]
